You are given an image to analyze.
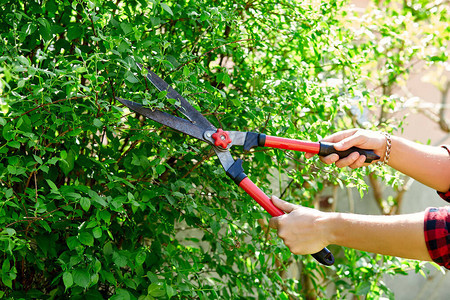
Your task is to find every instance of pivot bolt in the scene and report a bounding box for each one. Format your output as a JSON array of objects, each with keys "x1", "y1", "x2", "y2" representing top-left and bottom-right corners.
[{"x1": 212, "y1": 129, "x2": 232, "y2": 149}]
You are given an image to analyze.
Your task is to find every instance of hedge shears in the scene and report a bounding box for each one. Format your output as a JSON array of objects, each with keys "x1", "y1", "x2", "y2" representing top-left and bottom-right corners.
[{"x1": 116, "y1": 64, "x2": 379, "y2": 266}]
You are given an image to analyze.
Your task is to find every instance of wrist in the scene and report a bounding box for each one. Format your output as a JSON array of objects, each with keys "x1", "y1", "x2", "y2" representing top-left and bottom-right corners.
[{"x1": 317, "y1": 212, "x2": 343, "y2": 246}]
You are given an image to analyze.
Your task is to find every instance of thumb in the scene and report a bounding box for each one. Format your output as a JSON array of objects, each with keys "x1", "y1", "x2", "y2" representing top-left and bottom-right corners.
[{"x1": 271, "y1": 195, "x2": 297, "y2": 213}]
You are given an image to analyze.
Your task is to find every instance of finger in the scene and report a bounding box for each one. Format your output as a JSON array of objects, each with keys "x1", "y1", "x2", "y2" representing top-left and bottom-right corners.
[
  {"x1": 335, "y1": 151, "x2": 360, "y2": 168},
  {"x1": 349, "y1": 154, "x2": 367, "y2": 169},
  {"x1": 319, "y1": 153, "x2": 339, "y2": 165},
  {"x1": 271, "y1": 195, "x2": 297, "y2": 213},
  {"x1": 269, "y1": 217, "x2": 280, "y2": 229}
]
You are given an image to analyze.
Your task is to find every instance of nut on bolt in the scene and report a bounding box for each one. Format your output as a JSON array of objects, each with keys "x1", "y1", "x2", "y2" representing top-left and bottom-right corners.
[{"x1": 212, "y1": 129, "x2": 232, "y2": 149}]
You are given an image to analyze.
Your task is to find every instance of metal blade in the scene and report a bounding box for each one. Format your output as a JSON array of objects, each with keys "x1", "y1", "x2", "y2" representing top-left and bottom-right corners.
[
  {"x1": 213, "y1": 148, "x2": 235, "y2": 172},
  {"x1": 117, "y1": 97, "x2": 208, "y2": 142},
  {"x1": 227, "y1": 131, "x2": 247, "y2": 146},
  {"x1": 136, "y1": 63, "x2": 215, "y2": 132}
]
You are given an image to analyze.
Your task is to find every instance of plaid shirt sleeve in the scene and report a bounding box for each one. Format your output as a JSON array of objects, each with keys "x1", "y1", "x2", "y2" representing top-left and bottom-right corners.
[
  {"x1": 424, "y1": 145, "x2": 450, "y2": 269},
  {"x1": 424, "y1": 207, "x2": 450, "y2": 269}
]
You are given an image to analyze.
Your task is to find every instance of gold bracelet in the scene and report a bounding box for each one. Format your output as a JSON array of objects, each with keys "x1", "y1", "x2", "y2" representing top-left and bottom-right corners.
[{"x1": 381, "y1": 132, "x2": 392, "y2": 165}]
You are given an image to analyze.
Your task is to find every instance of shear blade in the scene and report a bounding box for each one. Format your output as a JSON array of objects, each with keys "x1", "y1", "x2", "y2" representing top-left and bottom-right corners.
[
  {"x1": 136, "y1": 63, "x2": 215, "y2": 132},
  {"x1": 116, "y1": 97, "x2": 209, "y2": 142}
]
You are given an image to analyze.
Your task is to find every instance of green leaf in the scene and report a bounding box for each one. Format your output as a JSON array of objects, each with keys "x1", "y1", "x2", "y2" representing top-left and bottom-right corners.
[
  {"x1": 100, "y1": 270, "x2": 116, "y2": 285},
  {"x1": 165, "y1": 284, "x2": 175, "y2": 298},
  {"x1": 66, "y1": 236, "x2": 78, "y2": 251},
  {"x1": 183, "y1": 66, "x2": 189, "y2": 77},
  {"x1": 99, "y1": 210, "x2": 111, "y2": 223},
  {"x1": 135, "y1": 251, "x2": 146, "y2": 265},
  {"x1": 110, "y1": 289, "x2": 131, "y2": 300},
  {"x1": 148, "y1": 283, "x2": 165, "y2": 297},
  {"x1": 80, "y1": 197, "x2": 91, "y2": 211},
  {"x1": 7, "y1": 141, "x2": 20, "y2": 149},
  {"x1": 63, "y1": 272, "x2": 73, "y2": 290},
  {"x1": 46, "y1": 179, "x2": 58, "y2": 192},
  {"x1": 2, "y1": 276, "x2": 12, "y2": 289},
  {"x1": 2, "y1": 259, "x2": 10, "y2": 274},
  {"x1": 355, "y1": 281, "x2": 371, "y2": 295},
  {"x1": 33, "y1": 154, "x2": 43, "y2": 164},
  {"x1": 79, "y1": 232, "x2": 94, "y2": 246},
  {"x1": 75, "y1": 66, "x2": 87, "y2": 73},
  {"x1": 39, "y1": 220, "x2": 52, "y2": 232},
  {"x1": 172, "y1": 191, "x2": 183, "y2": 198},
  {"x1": 59, "y1": 150, "x2": 75, "y2": 175},
  {"x1": 5, "y1": 188, "x2": 13, "y2": 199},
  {"x1": 73, "y1": 269, "x2": 90, "y2": 289},
  {"x1": 67, "y1": 24, "x2": 82, "y2": 40},
  {"x1": 92, "y1": 227, "x2": 102, "y2": 239},
  {"x1": 113, "y1": 252, "x2": 127, "y2": 268},
  {"x1": 223, "y1": 73, "x2": 231, "y2": 86},
  {"x1": 125, "y1": 73, "x2": 139, "y2": 83},
  {"x1": 210, "y1": 220, "x2": 220, "y2": 235},
  {"x1": 37, "y1": 17, "x2": 51, "y2": 40},
  {"x1": 161, "y1": 3, "x2": 173, "y2": 16},
  {"x1": 93, "y1": 118, "x2": 103, "y2": 127},
  {"x1": 2, "y1": 123, "x2": 14, "y2": 141},
  {"x1": 120, "y1": 23, "x2": 133, "y2": 35},
  {"x1": 155, "y1": 164, "x2": 166, "y2": 175}
]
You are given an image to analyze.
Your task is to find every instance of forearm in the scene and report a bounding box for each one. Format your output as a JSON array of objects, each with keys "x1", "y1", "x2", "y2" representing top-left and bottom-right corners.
[
  {"x1": 324, "y1": 211, "x2": 431, "y2": 261},
  {"x1": 387, "y1": 136, "x2": 450, "y2": 192}
]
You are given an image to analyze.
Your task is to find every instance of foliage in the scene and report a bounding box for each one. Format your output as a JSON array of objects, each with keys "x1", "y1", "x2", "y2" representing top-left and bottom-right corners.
[{"x1": 0, "y1": 0, "x2": 447, "y2": 299}]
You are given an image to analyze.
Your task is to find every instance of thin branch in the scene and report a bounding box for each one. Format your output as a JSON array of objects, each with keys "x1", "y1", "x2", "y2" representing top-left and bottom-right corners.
[
  {"x1": 368, "y1": 171, "x2": 388, "y2": 215},
  {"x1": 181, "y1": 149, "x2": 215, "y2": 179},
  {"x1": 389, "y1": 176, "x2": 413, "y2": 215},
  {"x1": 10, "y1": 96, "x2": 87, "y2": 121},
  {"x1": 117, "y1": 139, "x2": 142, "y2": 164},
  {"x1": 438, "y1": 81, "x2": 450, "y2": 132},
  {"x1": 280, "y1": 179, "x2": 295, "y2": 198}
]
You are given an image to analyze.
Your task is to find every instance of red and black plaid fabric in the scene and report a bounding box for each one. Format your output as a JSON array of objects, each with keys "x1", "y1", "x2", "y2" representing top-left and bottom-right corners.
[
  {"x1": 424, "y1": 145, "x2": 450, "y2": 269},
  {"x1": 424, "y1": 207, "x2": 450, "y2": 269}
]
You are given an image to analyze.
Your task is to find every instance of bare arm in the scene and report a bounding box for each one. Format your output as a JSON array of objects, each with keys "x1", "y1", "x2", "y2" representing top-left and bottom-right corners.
[
  {"x1": 269, "y1": 196, "x2": 432, "y2": 261},
  {"x1": 307, "y1": 129, "x2": 450, "y2": 192},
  {"x1": 387, "y1": 136, "x2": 450, "y2": 192},
  {"x1": 327, "y1": 209, "x2": 430, "y2": 260}
]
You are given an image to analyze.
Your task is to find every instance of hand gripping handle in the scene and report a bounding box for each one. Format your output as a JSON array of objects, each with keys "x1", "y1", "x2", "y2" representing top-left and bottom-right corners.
[
  {"x1": 318, "y1": 142, "x2": 380, "y2": 163},
  {"x1": 226, "y1": 160, "x2": 335, "y2": 266},
  {"x1": 249, "y1": 134, "x2": 380, "y2": 164}
]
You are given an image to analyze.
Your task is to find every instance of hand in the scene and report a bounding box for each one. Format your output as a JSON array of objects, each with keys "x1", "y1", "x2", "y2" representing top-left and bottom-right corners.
[
  {"x1": 268, "y1": 196, "x2": 330, "y2": 255},
  {"x1": 305, "y1": 129, "x2": 387, "y2": 168}
]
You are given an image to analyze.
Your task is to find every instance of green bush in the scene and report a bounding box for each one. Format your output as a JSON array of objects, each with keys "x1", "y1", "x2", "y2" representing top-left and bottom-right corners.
[{"x1": 0, "y1": 0, "x2": 447, "y2": 299}]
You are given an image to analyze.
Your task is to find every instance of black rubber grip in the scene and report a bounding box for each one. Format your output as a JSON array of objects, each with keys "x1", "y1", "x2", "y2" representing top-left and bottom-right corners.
[
  {"x1": 312, "y1": 247, "x2": 335, "y2": 266},
  {"x1": 225, "y1": 159, "x2": 247, "y2": 185},
  {"x1": 243, "y1": 132, "x2": 267, "y2": 151},
  {"x1": 318, "y1": 142, "x2": 380, "y2": 163}
]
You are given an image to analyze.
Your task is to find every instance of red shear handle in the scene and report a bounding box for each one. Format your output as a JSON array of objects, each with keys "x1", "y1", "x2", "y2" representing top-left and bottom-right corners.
[
  {"x1": 239, "y1": 177, "x2": 284, "y2": 217},
  {"x1": 264, "y1": 136, "x2": 320, "y2": 153},
  {"x1": 238, "y1": 177, "x2": 335, "y2": 266}
]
